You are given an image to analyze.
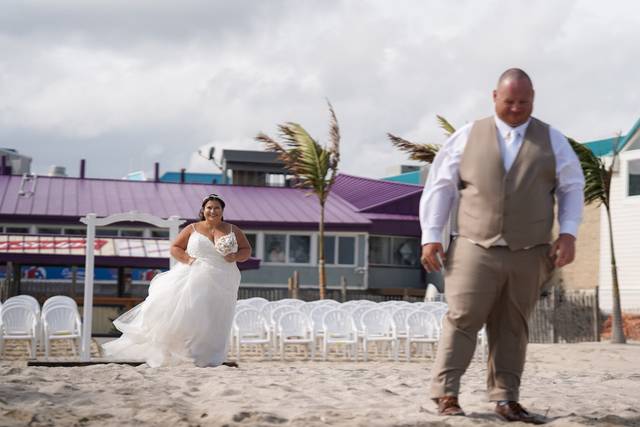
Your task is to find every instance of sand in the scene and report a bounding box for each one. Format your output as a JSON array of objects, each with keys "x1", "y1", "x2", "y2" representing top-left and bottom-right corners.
[{"x1": 1, "y1": 342, "x2": 639, "y2": 426}]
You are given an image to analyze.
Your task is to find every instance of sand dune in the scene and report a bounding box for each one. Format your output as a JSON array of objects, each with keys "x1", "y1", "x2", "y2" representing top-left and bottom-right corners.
[{"x1": 1, "y1": 342, "x2": 639, "y2": 426}]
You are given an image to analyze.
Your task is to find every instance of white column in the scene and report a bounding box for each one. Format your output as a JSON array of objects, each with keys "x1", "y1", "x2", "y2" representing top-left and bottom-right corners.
[{"x1": 80, "y1": 213, "x2": 96, "y2": 361}]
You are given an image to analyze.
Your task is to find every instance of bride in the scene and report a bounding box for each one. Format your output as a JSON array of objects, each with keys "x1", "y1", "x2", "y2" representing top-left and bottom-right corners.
[{"x1": 102, "y1": 193, "x2": 252, "y2": 367}]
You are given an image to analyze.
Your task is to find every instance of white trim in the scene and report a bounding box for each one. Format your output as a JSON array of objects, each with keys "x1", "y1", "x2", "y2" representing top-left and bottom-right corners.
[{"x1": 622, "y1": 150, "x2": 640, "y2": 202}]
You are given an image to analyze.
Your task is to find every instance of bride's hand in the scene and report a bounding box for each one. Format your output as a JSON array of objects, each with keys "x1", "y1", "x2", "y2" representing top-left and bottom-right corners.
[
  {"x1": 224, "y1": 253, "x2": 237, "y2": 263},
  {"x1": 187, "y1": 257, "x2": 197, "y2": 266}
]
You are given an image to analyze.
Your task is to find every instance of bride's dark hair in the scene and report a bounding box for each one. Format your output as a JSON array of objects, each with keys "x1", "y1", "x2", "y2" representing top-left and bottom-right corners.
[{"x1": 199, "y1": 194, "x2": 226, "y2": 221}]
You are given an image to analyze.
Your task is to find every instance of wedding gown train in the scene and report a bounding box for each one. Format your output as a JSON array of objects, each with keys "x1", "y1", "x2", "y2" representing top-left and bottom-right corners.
[{"x1": 102, "y1": 230, "x2": 240, "y2": 367}]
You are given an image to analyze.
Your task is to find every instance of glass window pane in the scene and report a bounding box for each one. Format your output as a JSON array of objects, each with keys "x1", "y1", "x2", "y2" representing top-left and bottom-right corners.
[
  {"x1": 265, "y1": 234, "x2": 286, "y2": 263},
  {"x1": 96, "y1": 228, "x2": 119, "y2": 237},
  {"x1": 6, "y1": 227, "x2": 29, "y2": 233},
  {"x1": 338, "y1": 236, "x2": 355, "y2": 265},
  {"x1": 289, "y1": 235, "x2": 310, "y2": 264},
  {"x1": 369, "y1": 236, "x2": 391, "y2": 264},
  {"x1": 64, "y1": 229, "x2": 86, "y2": 236},
  {"x1": 323, "y1": 236, "x2": 336, "y2": 264},
  {"x1": 37, "y1": 227, "x2": 62, "y2": 235},
  {"x1": 629, "y1": 159, "x2": 640, "y2": 196},
  {"x1": 121, "y1": 230, "x2": 144, "y2": 237},
  {"x1": 245, "y1": 233, "x2": 257, "y2": 257},
  {"x1": 151, "y1": 229, "x2": 169, "y2": 238},
  {"x1": 392, "y1": 237, "x2": 420, "y2": 266}
]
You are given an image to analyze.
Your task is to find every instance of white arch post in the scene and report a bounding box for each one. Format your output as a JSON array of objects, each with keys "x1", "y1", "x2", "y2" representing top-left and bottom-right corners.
[{"x1": 79, "y1": 211, "x2": 185, "y2": 361}]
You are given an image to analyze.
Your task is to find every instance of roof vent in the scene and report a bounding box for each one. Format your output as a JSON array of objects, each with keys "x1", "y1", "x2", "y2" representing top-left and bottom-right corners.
[{"x1": 48, "y1": 165, "x2": 67, "y2": 177}]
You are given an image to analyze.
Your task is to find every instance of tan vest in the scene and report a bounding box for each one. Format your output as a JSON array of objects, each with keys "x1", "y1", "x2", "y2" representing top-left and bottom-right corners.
[{"x1": 457, "y1": 116, "x2": 556, "y2": 250}]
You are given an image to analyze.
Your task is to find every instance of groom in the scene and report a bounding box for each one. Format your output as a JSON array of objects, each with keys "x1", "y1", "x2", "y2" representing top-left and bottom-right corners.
[{"x1": 419, "y1": 68, "x2": 584, "y2": 423}]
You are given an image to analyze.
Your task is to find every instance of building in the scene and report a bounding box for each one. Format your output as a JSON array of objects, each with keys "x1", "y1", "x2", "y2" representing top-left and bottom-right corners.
[
  {"x1": 583, "y1": 118, "x2": 640, "y2": 312},
  {"x1": 0, "y1": 171, "x2": 431, "y2": 292}
]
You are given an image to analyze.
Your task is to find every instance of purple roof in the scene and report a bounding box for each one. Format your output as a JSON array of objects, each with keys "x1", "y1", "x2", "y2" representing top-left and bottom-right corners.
[
  {"x1": 0, "y1": 175, "x2": 369, "y2": 227},
  {"x1": 0, "y1": 173, "x2": 422, "y2": 236},
  {"x1": 331, "y1": 174, "x2": 422, "y2": 213}
]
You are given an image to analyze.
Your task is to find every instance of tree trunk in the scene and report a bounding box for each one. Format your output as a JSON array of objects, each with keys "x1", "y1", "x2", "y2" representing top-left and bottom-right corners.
[
  {"x1": 318, "y1": 202, "x2": 326, "y2": 299},
  {"x1": 605, "y1": 206, "x2": 626, "y2": 344}
]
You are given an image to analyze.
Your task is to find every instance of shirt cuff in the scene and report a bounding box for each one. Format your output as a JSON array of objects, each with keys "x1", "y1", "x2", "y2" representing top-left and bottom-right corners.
[
  {"x1": 559, "y1": 220, "x2": 580, "y2": 238},
  {"x1": 421, "y1": 227, "x2": 444, "y2": 246}
]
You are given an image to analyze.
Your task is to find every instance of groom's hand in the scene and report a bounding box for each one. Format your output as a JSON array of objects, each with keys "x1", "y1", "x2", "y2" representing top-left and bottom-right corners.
[{"x1": 421, "y1": 243, "x2": 445, "y2": 273}]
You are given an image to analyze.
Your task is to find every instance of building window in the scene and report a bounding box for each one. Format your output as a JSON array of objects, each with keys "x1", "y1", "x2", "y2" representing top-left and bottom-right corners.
[
  {"x1": 37, "y1": 227, "x2": 62, "y2": 235},
  {"x1": 120, "y1": 229, "x2": 144, "y2": 237},
  {"x1": 323, "y1": 235, "x2": 356, "y2": 265},
  {"x1": 245, "y1": 233, "x2": 257, "y2": 257},
  {"x1": 369, "y1": 235, "x2": 420, "y2": 267},
  {"x1": 323, "y1": 236, "x2": 336, "y2": 265},
  {"x1": 96, "y1": 228, "x2": 119, "y2": 237},
  {"x1": 289, "y1": 235, "x2": 311, "y2": 264},
  {"x1": 629, "y1": 158, "x2": 640, "y2": 196},
  {"x1": 265, "y1": 234, "x2": 286, "y2": 263},
  {"x1": 151, "y1": 229, "x2": 170, "y2": 239},
  {"x1": 64, "y1": 228, "x2": 86, "y2": 236},
  {"x1": 6, "y1": 226, "x2": 30, "y2": 234}
]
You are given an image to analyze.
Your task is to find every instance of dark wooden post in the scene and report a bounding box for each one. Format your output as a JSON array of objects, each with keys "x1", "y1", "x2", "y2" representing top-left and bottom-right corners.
[
  {"x1": 593, "y1": 286, "x2": 601, "y2": 342},
  {"x1": 340, "y1": 276, "x2": 347, "y2": 302}
]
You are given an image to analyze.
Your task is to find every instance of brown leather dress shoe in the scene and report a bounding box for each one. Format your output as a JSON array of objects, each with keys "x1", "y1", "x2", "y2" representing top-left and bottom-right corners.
[
  {"x1": 494, "y1": 401, "x2": 546, "y2": 424},
  {"x1": 434, "y1": 396, "x2": 465, "y2": 416}
]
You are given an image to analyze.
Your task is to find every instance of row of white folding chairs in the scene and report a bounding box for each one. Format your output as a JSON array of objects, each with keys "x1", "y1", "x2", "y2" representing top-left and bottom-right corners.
[
  {"x1": 0, "y1": 295, "x2": 81, "y2": 358},
  {"x1": 235, "y1": 299, "x2": 485, "y2": 362},
  {"x1": 232, "y1": 304, "x2": 446, "y2": 362}
]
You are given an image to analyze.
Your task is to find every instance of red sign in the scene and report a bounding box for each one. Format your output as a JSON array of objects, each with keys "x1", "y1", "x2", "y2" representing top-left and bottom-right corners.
[{"x1": 0, "y1": 239, "x2": 109, "y2": 251}]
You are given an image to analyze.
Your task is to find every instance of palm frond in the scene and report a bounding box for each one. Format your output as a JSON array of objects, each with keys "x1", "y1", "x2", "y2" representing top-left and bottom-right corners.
[
  {"x1": 436, "y1": 115, "x2": 456, "y2": 137},
  {"x1": 387, "y1": 133, "x2": 440, "y2": 163}
]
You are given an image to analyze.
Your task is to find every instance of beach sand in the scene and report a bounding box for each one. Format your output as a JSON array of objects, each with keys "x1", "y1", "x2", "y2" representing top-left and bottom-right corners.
[{"x1": 1, "y1": 342, "x2": 639, "y2": 426}]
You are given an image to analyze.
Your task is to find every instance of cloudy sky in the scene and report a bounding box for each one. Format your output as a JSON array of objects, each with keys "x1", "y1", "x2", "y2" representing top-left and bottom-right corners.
[{"x1": 2, "y1": 0, "x2": 638, "y2": 179}]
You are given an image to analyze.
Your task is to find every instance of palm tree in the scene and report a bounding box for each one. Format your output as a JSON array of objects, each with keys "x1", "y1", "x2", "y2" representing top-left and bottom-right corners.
[
  {"x1": 390, "y1": 117, "x2": 626, "y2": 343},
  {"x1": 256, "y1": 101, "x2": 340, "y2": 299}
]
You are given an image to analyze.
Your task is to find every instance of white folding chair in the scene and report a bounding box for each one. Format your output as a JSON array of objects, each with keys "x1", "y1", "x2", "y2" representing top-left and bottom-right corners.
[
  {"x1": 245, "y1": 297, "x2": 269, "y2": 311},
  {"x1": 1, "y1": 303, "x2": 38, "y2": 358},
  {"x1": 43, "y1": 295, "x2": 78, "y2": 312},
  {"x1": 278, "y1": 298, "x2": 305, "y2": 308},
  {"x1": 360, "y1": 308, "x2": 397, "y2": 361},
  {"x1": 405, "y1": 311, "x2": 439, "y2": 361},
  {"x1": 322, "y1": 309, "x2": 357, "y2": 361},
  {"x1": 42, "y1": 305, "x2": 82, "y2": 358},
  {"x1": 277, "y1": 311, "x2": 314, "y2": 360},
  {"x1": 232, "y1": 308, "x2": 271, "y2": 361}
]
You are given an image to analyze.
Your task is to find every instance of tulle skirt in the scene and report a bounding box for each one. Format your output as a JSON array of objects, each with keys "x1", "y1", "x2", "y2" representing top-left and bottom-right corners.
[{"x1": 102, "y1": 259, "x2": 240, "y2": 367}]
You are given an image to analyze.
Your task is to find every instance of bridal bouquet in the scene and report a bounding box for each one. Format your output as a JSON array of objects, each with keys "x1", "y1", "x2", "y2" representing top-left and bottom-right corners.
[{"x1": 215, "y1": 234, "x2": 238, "y2": 256}]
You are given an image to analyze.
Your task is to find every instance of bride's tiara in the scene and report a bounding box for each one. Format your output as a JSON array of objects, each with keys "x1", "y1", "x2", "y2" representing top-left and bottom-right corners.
[{"x1": 203, "y1": 193, "x2": 224, "y2": 203}]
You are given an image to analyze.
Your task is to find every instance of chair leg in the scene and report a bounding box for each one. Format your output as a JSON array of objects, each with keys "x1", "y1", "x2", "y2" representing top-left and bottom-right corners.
[{"x1": 406, "y1": 340, "x2": 411, "y2": 362}]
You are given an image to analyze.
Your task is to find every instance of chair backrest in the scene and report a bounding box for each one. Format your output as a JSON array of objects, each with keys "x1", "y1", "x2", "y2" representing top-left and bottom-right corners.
[
  {"x1": 299, "y1": 302, "x2": 317, "y2": 317},
  {"x1": 233, "y1": 308, "x2": 268, "y2": 338},
  {"x1": 6, "y1": 295, "x2": 40, "y2": 315},
  {"x1": 42, "y1": 306, "x2": 81, "y2": 335},
  {"x1": 271, "y1": 305, "x2": 297, "y2": 328},
  {"x1": 260, "y1": 301, "x2": 280, "y2": 324},
  {"x1": 278, "y1": 311, "x2": 311, "y2": 337},
  {"x1": 361, "y1": 308, "x2": 394, "y2": 336},
  {"x1": 245, "y1": 297, "x2": 269, "y2": 310},
  {"x1": 350, "y1": 305, "x2": 372, "y2": 331},
  {"x1": 317, "y1": 299, "x2": 341, "y2": 309},
  {"x1": 322, "y1": 309, "x2": 355, "y2": 336},
  {"x1": 43, "y1": 295, "x2": 78, "y2": 312},
  {"x1": 1, "y1": 304, "x2": 37, "y2": 334},
  {"x1": 278, "y1": 298, "x2": 305, "y2": 308},
  {"x1": 392, "y1": 307, "x2": 415, "y2": 335},
  {"x1": 310, "y1": 305, "x2": 336, "y2": 334},
  {"x1": 406, "y1": 311, "x2": 439, "y2": 339}
]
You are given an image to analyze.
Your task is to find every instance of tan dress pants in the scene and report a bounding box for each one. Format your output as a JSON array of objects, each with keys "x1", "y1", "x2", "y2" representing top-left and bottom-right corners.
[{"x1": 430, "y1": 237, "x2": 553, "y2": 401}]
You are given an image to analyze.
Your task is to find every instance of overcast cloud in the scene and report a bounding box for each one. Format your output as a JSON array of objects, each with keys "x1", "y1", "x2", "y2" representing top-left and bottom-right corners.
[{"x1": 1, "y1": 0, "x2": 638, "y2": 179}]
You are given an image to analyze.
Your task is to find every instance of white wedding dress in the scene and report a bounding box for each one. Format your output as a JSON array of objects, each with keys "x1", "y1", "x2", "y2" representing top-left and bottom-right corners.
[{"x1": 102, "y1": 229, "x2": 241, "y2": 367}]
